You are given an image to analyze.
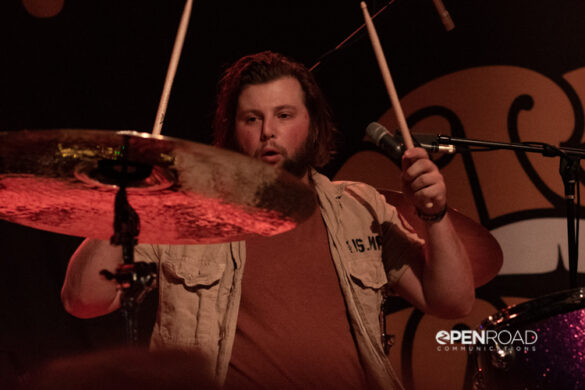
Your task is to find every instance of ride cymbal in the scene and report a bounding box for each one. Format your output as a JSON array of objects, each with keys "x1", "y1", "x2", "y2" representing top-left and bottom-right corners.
[{"x1": 0, "y1": 129, "x2": 316, "y2": 244}]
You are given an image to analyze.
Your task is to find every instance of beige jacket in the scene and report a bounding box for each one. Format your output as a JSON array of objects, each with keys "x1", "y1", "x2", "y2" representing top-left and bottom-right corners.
[{"x1": 135, "y1": 170, "x2": 424, "y2": 389}]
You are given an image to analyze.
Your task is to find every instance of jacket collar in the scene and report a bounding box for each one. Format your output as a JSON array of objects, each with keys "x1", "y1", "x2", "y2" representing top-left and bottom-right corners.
[
  {"x1": 310, "y1": 169, "x2": 346, "y2": 236},
  {"x1": 310, "y1": 168, "x2": 345, "y2": 199}
]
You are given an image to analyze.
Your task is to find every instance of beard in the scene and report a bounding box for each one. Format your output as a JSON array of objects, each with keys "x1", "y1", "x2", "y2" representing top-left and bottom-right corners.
[{"x1": 280, "y1": 138, "x2": 312, "y2": 179}]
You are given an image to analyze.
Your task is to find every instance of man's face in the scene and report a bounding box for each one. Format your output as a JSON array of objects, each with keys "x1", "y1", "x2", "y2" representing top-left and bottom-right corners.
[{"x1": 234, "y1": 76, "x2": 311, "y2": 180}]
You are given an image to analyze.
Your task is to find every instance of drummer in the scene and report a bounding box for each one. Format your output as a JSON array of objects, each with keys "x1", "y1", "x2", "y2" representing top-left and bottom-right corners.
[{"x1": 61, "y1": 51, "x2": 474, "y2": 390}]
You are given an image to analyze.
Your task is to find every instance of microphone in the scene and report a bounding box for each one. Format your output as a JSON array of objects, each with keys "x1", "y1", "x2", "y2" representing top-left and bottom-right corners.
[
  {"x1": 365, "y1": 122, "x2": 404, "y2": 161},
  {"x1": 365, "y1": 122, "x2": 456, "y2": 158}
]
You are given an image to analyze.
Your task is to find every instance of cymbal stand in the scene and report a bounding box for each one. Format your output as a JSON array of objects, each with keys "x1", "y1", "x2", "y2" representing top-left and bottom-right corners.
[
  {"x1": 100, "y1": 136, "x2": 157, "y2": 345},
  {"x1": 560, "y1": 155, "x2": 579, "y2": 288}
]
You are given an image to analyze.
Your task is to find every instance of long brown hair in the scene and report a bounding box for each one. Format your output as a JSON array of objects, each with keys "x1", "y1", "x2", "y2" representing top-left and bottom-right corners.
[{"x1": 213, "y1": 51, "x2": 336, "y2": 168}]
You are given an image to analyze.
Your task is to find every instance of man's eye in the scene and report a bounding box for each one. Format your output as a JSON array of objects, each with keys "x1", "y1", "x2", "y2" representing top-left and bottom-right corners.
[
  {"x1": 278, "y1": 112, "x2": 292, "y2": 119},
  {"x1": 246, "y1": 116, "x2": 258, "y2": 123}
]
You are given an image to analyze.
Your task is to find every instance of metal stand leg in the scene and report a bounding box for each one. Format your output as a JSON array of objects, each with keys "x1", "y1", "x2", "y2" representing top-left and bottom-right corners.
[
  {"x1": 100, "y1": 136, "x2": 157, "y2": 345},
  {"x1": 560, "y1": 156, "x2": 580, "y2": 289}
]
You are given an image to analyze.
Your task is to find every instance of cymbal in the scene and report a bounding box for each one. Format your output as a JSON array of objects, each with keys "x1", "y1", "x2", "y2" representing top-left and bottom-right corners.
[
  {"x1": 378, "y1": 189, "x2": 502, "y2": 287},
  {"x1": 0, "y1": 129, "x2": 316, "y2": 244}
]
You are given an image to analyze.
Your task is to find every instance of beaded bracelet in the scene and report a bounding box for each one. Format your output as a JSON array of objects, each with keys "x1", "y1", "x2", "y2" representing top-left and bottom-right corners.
[{"x1": 416, "y1": 205, "x2": 448, "y2": 222}]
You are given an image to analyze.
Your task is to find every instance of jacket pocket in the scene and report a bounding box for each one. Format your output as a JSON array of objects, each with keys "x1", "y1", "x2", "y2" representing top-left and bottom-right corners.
[
  {"x1": 162, "y1": 255, "x2": 226, "y2": 288},
  {"x1": 155, "y1": 255, "x2": 227, "y2": 347}
]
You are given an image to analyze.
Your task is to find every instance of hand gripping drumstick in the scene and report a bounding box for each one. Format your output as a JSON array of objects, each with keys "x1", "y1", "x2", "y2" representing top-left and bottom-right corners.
[
  {"x1": 360, "y1": 2, "x2": 433, "y2": 208},
  {"x1": 152, "y1": 0, "x2": 193, "y2": 136}
]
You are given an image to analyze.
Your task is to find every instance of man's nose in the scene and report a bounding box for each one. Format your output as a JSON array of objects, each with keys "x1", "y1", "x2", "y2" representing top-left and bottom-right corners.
[{"x1": 260, "y1": 118, "x2": 276, "y2": 141}]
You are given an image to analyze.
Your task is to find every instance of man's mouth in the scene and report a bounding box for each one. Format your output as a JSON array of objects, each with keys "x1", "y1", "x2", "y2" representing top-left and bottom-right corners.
[{"x1": 259, "y1": 147, "x2": 283, "y2": 164}]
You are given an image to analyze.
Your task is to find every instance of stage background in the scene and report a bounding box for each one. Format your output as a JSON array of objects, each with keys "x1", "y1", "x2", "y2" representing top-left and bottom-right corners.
[{"x1": 2, "y1": 1, "x2": 585, "y2": 389}]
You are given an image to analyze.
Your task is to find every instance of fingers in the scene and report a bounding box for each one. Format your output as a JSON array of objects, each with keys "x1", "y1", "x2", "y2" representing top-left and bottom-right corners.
[
  {"x1": 401, "y1": 148, "x2": 447, "y2": 214},
  {"x1": 401, "y1": 147, "x2": 430, "y2": 171}
]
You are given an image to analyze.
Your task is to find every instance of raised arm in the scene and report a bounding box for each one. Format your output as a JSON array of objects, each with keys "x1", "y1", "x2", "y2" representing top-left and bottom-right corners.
[
  {"x1": 61, "y1": 238, "x2": 123, "y2": 318},
  {"x1": 392, "y1": 147, "x2": 475, "y2": 318}
]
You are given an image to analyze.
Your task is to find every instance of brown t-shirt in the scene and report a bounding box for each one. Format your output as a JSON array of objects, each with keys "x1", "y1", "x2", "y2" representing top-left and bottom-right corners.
[{"x1": 225, "y1": 206, "x2": 369, "y2": 390}]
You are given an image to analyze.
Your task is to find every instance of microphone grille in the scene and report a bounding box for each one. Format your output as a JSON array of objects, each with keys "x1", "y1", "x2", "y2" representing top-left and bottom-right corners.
[{"x1": 365, "y1": 122, "x2": 389, "y2": 145}]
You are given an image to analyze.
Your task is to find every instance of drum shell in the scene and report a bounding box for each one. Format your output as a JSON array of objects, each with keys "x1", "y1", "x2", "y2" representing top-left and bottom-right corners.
[{"x1": 470, "y1": 288, "x2": 585, "y2": 390}]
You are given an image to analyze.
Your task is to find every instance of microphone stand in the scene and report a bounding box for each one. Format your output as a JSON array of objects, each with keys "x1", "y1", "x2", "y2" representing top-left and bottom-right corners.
[{"x1": 437, "y1": 135, "x2": 583, "y2": 289}]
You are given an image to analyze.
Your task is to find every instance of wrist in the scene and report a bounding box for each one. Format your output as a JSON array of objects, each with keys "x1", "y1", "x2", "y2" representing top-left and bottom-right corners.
[{"x1": 417, "y1": 205, "x2": 448, "y2": 222}]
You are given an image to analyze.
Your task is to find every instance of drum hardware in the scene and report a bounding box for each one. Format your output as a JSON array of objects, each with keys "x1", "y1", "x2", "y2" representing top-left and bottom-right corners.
[
  {"x1": 488, "y1": 342, "x2": 515, "y2": 371},
  {"x1": 101, "y1": 261, "x2": 157, "y2": 345},
  {"x1": 482, "y1": 311, "x2": 518, "y2": 372},
  {"x1": 94, "y1": 134, "x2": 157, "y2": 345},
  {"x1": 559, "y1": 155, "x2": 580, "y2": 289}
]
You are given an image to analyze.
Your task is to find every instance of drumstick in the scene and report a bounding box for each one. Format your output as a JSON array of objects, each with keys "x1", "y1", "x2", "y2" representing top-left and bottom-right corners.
[
  {"x1": 152, "y1": 0, "x2": 193, "y2": 136},
  {"x1": 361, "y1": 2, "x2": 434, "y2": 209},
  {"x1": 360, "y1": 1, "x2": 414, "y2": 150}
]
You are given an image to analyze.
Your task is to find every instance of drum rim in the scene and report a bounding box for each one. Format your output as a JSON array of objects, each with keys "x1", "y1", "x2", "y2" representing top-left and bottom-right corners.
[{"x1": 478, "y1": 287, "x2": 585, "y2": 329}]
